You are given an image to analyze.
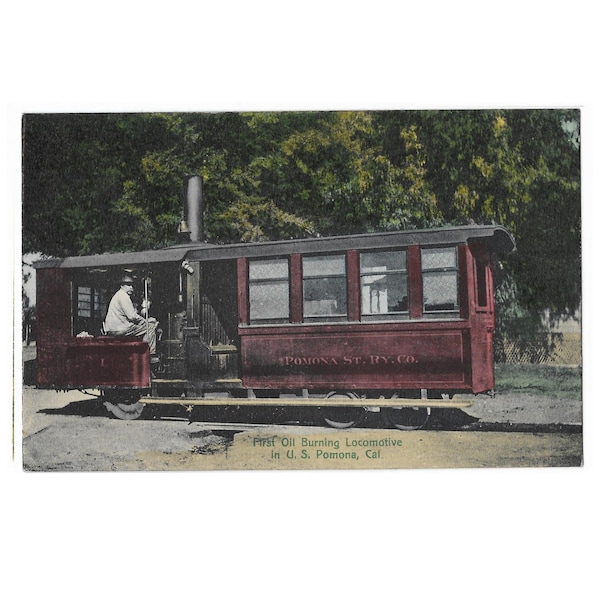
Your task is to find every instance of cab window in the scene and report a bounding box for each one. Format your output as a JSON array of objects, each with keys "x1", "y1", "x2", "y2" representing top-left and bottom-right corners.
[{"x1": 77, "y1": 286, "x2": 107, "y2": 319}]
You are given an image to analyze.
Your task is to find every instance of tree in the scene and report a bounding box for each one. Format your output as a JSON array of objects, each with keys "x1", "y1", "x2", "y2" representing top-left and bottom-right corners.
[
  {"x1": 22, "y1": 110, "x2": 581, "y2": 336},
  {"x1": 220, "y1": 111, "x2": 441, "y2": 239},
  {"x1": 376, "y1": 109, "x2": 581, "y2": 323}
]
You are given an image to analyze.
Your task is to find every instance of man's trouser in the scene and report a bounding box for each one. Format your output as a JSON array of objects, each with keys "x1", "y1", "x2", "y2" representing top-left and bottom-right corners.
[{"x1": 107, "y1": 318, "x2": 159, "y2": 354}]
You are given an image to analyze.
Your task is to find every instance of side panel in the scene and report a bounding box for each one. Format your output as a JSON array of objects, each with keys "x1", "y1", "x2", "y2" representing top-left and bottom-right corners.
[
  {"x1": 346, "y1": 250, "x2": 360, "y2": 322},
  {"x1": 470, "y1": 322, "x2": 494, "y2": 393},
  {"x1": 289, "y1": 254, "x2": 303, "y2": 323},
  {"x1": 63, "y1": 338, "x2": 150, "y2": 388},
  {"x1": 237, "y1": 258, "x2": 249, "y2": 325},
  {"x1": 239, "y1": 322, "x2": 471, "y2": 391},
  {"x1": 467, "y1": 244, "x2": 496, "y2": 393},
  {"x1": 407, "y1": 245, "x2": 423, "y2": 319},
  {"x1": 36, "y1": 268, "x2": 72, "y2": 386}
]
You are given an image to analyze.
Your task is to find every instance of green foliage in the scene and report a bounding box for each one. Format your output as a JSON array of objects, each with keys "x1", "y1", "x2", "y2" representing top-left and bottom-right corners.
[
  {"x1": 375, "y1": 109, "x2": 581, "y2": 326},
  {"x1": 22, "y1": 109, "x2": 580, "y2": 330}
]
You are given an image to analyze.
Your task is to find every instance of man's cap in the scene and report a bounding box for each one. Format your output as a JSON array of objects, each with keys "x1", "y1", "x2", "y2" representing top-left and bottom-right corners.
[{"x1": 120, "y1": 275, "x2": 135, "y2": 285}]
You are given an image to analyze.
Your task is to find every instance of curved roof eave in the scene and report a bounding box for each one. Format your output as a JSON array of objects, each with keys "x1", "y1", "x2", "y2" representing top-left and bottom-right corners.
[
  {"x1": 34, "y1": 225, "x2": 515, "y2": 270},
  {"x1": 183, "y1": 225, "x2": 515, "y2": 260},
  {"x1": 34, "y1": 246, "x2": 193, "y2": 270}
]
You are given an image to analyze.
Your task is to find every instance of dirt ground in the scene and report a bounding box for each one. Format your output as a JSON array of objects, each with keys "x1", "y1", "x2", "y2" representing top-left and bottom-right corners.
[{"x1": 20, "y1": 380, "x2": 583, "y2": 471}]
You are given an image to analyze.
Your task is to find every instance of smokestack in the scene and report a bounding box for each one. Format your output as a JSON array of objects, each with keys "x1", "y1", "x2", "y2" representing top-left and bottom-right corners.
[{"x1": 184, "y1": 175, "x2": 204, "y2": 242}]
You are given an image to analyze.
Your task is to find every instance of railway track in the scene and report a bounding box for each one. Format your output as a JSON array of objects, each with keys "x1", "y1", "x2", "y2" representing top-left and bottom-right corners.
[{"x1": 147, "y1": 404, "x2": 582, "y2": 434}]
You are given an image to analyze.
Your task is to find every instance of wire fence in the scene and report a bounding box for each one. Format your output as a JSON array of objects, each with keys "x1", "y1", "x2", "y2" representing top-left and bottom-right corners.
[{"x1": 497, "y1": 332, "x2": 582, "y2": 366}]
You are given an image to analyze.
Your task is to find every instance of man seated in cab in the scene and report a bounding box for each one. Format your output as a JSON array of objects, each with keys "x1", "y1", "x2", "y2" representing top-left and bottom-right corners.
[{"x1": 103, "y1": 275, "x2": 160, "y2": 362}]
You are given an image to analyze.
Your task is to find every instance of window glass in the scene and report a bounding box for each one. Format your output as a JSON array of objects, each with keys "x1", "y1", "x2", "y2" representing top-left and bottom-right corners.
[
  {"x1": 77, "y1": 286, "x2": 92, "y2": 318},
  {"x1": 303, "y1": 255, "x2": 345, "y2": 277},
  {"x1": 360, "y1": 250, "x2": 408, "y2": 315},
  {"x1": 475, "y1": 258, "x2": 488, "y2": 307},
  {"x1": 77, "y1": 286, "x2": 108, "y2": 319},
  {"x1": 249, "y1": 282, "x2": 289, "y2": 321},
  {"x1": 423, "y1": 272, "x2": 458, "y2": 311},
  {"x1": 94, "y1": 289, "x2": 108, "y2": 317},
  {"x1": 249, "y1": 259, "x2": 289, "y2": 322},
  {"x1": 422, "y1": 247, "x2": 459, "y2": 313},
  {"x1": 303, "y1": 255, "x2": 347, "y2": 318},
  {"x1": 421, "y1": 246, "x2": 457, "y2": 270},
  {"x1": 249, "y1": 259, "x2": 289, "y2": 280}
]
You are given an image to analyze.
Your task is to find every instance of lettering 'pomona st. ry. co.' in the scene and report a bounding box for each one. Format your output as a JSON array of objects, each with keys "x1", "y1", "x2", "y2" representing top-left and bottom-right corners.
[{"x1": 280, "y1": 354, "x2": 418, "y2": 367}]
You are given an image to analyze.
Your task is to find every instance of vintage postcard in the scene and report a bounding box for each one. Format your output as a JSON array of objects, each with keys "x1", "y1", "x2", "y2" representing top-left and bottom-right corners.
[
  {"x1": 20, "y1": 110, "x2": 582, "y2": 471},
  {"x1": 6, "y1": 6, "x2": 598, "y2": 600}
]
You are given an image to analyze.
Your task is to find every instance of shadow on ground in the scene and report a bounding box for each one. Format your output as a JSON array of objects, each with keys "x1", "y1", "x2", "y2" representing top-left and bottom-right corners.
[
  {"x1": 37, "y1": 398, "x2": 484, "y2": 429},
  {"x1": 40, "y1": 398, "x2": 113, "y2": 418},
  {"x1": 32, "y1": 398, "x2": 581, "y2": 433}
]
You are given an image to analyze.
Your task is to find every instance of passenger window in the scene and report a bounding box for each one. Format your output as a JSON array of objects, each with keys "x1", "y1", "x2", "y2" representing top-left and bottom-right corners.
[
  {"x1": 249, "y1": 259, "x2": 289, "y2": 323},
  {"x1": 421, "y1": 247, "x2": 459, "y2": 312},
  {"x1": 77, "y1": 286, "x2": 107, "y2": 319},
  {"x1": 303, "y1": 255, "x2": 347, "y2": 319},
  {"x1": 360, "y1": 250, "x2": 408, "y2": 317}
]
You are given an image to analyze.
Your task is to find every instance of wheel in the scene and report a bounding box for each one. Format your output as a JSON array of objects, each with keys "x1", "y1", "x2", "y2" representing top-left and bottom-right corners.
[
  {"x1": 104, "y1": 401, "x2": 145, "y2": 420},
  {"x1": 320, "y1": 392, "x2": 366, "y2": 429},
  {"x1": 103, "y1": 390, "x2": 145, "y2": 420},
  {"x1": 383, "y1": 406, "x2": 431, "y2": 430}
]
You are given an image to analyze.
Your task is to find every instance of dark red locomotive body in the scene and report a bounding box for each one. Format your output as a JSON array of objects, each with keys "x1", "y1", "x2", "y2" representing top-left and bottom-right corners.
[{"x1": 34, "y1": 225, "x2": 514, "y2": 425}]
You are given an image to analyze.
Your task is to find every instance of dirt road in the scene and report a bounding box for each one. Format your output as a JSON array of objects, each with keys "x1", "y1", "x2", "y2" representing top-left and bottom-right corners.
[{"x1": 20, "y1": 383, "x2": 583, "y2": 471}]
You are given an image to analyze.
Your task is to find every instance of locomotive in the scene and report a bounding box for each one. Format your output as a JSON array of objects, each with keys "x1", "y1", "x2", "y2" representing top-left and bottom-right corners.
[{"x1": 34, "y1": 177, "x2": 515, "y2": 428}]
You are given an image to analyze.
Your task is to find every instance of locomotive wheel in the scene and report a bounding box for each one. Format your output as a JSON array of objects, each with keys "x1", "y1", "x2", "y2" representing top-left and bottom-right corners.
[
  {"x1": 104, "y1": 401, "x2": 145, "y2": 420},
  {"x1": 320, "y1": 392, "x2": 366, "y2": 429},
  {"x1": 103, "y1": 390, "x2": 144, "y2": 420},
  {"x1": 383, "y1": 406, "x2": 431, "y2": 431}
]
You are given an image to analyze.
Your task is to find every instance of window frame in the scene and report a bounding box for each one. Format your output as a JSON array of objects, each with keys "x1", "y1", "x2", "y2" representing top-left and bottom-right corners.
[
  {"x1": 302, "y1": 254, "x2": 348, "y2": 322},
  {"x1": 359, "y1": 249, "x2": 409, "y2": 320},
  {"x1": 248, "y1": 257, "x2": 291, "y2": 324},
  {"x1": 76, "y1": 285, "x2": 107, "y2": 320},
  {"x1": 73, "y1": 283, "x2": 108, "y2": 336},
  {"x1": 420, "y1": 246, "x2": 460, "y2": 315}
]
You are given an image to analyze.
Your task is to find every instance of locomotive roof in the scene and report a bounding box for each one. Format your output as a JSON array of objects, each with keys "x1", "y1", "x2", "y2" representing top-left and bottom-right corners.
[{"x1": 34, "y1": 224, "x2": 515, "y2": 270}]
